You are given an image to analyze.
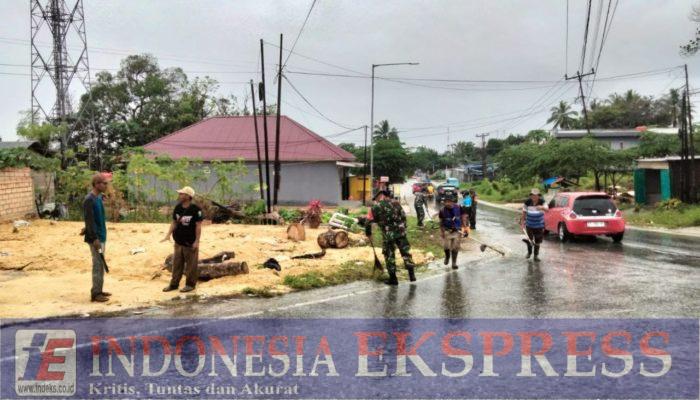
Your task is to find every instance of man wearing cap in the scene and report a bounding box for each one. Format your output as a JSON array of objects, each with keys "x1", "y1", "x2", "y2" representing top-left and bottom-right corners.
[
  {"x1": 439, "y1": 196, "x2": 462, "y2": 269},
  {"x1": 162, "y1": 186, "x2": 203, "y2": 292},
  {"x1": 413, "y1": 187, "x2": 427, "y2": 227},
  {"x1": 83, "y1": 173, "x2": 111, "y2": 302},
  {"x1": 520, "y1": 188, "x2": 547, "y2": 261},
  {"x1": 365, "y1": 190, "x2": 417, "y2": 285}
]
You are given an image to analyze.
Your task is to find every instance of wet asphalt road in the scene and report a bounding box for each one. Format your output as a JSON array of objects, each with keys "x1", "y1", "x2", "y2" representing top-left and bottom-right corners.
[{"x1": 141, "y1": 195, "x2": 700, "y2": 320}]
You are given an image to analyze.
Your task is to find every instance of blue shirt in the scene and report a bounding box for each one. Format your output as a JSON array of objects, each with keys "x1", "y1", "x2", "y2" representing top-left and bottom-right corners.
[
  {"x1": 462, "y1": 196, "x2": 473, "y2": 207},
  {"x1": 523, "y1": 198, "x2": 545, "y2": 229},
  {"x1": 84, "y1": 192, "x2": 107, "y2": 242},
  {"x1": 439, "y1": 206, "x2": 462, "y2": 230}
]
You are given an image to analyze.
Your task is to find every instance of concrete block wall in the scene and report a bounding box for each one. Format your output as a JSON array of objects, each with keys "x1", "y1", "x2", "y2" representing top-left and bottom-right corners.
[{"x1": 0, "y1": 167, "x2": 37, "y2": 222}]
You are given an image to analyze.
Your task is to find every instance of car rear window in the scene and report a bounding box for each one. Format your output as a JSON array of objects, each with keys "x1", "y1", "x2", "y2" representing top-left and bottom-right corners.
[{"x1": 573, "y1": 196, "x2": 617, "y2": 216}]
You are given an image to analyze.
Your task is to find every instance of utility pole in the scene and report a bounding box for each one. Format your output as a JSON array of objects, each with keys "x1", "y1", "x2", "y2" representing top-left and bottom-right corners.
[
  {"x1": 259, "y1": 39, "x2": 272, "y2": 215},
  {"x1": 362, "y1": 125, "x2": 369, "y2": 206},
  {"x1": 446, "y1": 126, "x2": 450, "y2": 178},
  {"x1": 684, "y1": 64, "x2": 697, "y2": 202},
  {"x1": 250, "y1": 80, "x2": 265, "y2": 201},
  {"x1": 476, "y1": 133, "x2": 490, "y2": 181},
  {"x1": 31, "y1": 0, "x2": 93, "y2": 169},
  {"x1": 565, "y1": 68, "x2": 595, "y2": 135},
  {"x1": 273, "y1": 34, "x2": 283, "y2": 207}
]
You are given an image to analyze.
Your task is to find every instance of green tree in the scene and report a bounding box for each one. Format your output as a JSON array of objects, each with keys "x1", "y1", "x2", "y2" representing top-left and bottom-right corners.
[
  {"x1": 525, "y1": 129, "x2": 551, "y2": 144},
  {"x1": 410, "y1": 146, "x2": 441, "y2": 173},
  {"x1": 547, "y1": 101, "x2": 579, "y2": 129},
  {"x1": 373, "y1": 120, "x2": 399, "y2": 140},
  {"x1": 371, "y1": 121, "x2": 411, "y2": 182},
  {"x1": 449, "y1": 141, "x2": 477, "y2": 163}
]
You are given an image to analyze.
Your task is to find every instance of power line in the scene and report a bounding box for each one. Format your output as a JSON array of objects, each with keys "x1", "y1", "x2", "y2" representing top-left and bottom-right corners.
[
  {"x1": 282, "y1": 0, "x2": 318, "y2": 69},
  {"x1": 283, "y1": 74, "x2": 356, "y2": 130},
  {"x1": 579, "y1": 0, "x2": 593, "y2": 73},
  {"x1": 588, "y1": 0, "x2": 618, "y2": 98}
]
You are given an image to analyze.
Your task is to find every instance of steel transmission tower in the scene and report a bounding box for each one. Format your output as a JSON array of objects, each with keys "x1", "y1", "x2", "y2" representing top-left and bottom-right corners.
[{"x1": 30, "y1": 0, "x2": 93, "y2": 167}]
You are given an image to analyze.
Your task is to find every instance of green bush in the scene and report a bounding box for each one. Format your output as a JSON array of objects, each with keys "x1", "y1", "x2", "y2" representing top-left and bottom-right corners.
[
  {"x1": 279, "y1": 208, "x2": 302, "y2": 222},
  {"x1": 244, "y1": 199, "x2": 267, "y2": 216}
]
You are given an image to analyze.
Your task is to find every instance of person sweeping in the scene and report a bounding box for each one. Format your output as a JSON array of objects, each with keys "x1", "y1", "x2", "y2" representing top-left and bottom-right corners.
[
  {"x1": 439, "y1": 196, "x2": 462, "y2": 270},
  {"x1": 520, "y1": 188, "x2": 547, "y2": 262},
  {"x1": 414, "y1": 187, "x2": 427, "y2": 227}
]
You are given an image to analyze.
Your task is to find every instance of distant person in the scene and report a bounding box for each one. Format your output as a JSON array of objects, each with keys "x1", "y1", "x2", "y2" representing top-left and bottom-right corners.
[
  {"x1": 439, "y1": 196, "x2": 462, "y2": 270},
  {"x1": 162, "y1": 186, "x2": 203, "y2": 293},
  {"x1": 414, "y1": 187, "x2": 427, "y2": 227},
  {"x1": 460, "y1": 190, "x2": 472, "y2": 237},
  {"x1": 468, "y1": 188, "x2": 478, "y2": 229},
  {"x1": 520, "y1": 188, "x2": 547, "y2": 262},
  {"x1": 83, "y1": 173, "x2": 110, "y2": 303}
]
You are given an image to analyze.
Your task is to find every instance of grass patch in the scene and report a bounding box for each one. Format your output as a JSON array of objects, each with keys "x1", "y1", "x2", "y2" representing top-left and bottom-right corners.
[
  {"x1": 241, "y1": 286, "x2": 276, "y2": 298},
  {"x1": 405, "y1": 216, "x2": 444, "y2": 256},
  {"x1": 283, "y1": 260, "x2": 381, "y2": 290},
  {"x1": 622, "y1": 203, "x2": 700, "y2": 229},
  {"x1": 460, "y1": 179, "x2": 533, "y2": 203}
]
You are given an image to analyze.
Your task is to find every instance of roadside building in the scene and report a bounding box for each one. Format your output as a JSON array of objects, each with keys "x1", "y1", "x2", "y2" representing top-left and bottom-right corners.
[
  {"x1": 634, "y1": 156, "x2": 700, "y2": 204},
  {"x1": 143, "y1": 116, "x2": 360, "y2": 205},
  {"x1": 554, "y1": 127, "x2": 678, "y2": 151}
]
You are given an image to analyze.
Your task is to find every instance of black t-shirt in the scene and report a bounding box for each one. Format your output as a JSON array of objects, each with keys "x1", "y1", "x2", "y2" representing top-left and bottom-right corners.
[{"x1": 172, "y1": 203, "x2": 203, "y2": 247}]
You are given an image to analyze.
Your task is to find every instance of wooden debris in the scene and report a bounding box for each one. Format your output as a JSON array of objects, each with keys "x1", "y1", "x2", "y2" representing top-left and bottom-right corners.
[
  {"x1": 287, "y1": 222, "x2": 306, "y2": 242},
  {"x1": 1, "y1": 262, "x2": 32, "y2": 271},
  {"x1": 163, "y1": 251, "x2": 246, "y2": 281},
  {"x1": 317, "y1": 229, "x2": 349, "y2": 249},
  {"x1": 291, "y1": 249, "x2": 326, "y2": 259}
]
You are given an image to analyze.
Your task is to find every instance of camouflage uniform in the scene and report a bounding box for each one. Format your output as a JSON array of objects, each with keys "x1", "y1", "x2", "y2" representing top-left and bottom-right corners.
[
  {"x1": 414, "y1": 192, "x2": 426, "y2": 226},
  {"x1": 366, "y1": 199, "x2": 416, "y2": 277}
]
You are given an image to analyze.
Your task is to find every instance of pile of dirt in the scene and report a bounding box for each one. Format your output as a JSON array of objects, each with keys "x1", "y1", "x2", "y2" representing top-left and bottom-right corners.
[{"x1": 0, "y1": 220, "x2": 429, "y2": 318}]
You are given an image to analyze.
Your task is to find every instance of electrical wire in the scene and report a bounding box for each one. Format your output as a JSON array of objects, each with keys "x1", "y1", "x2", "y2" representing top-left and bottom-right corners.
[
  {"x1": 283, "y1": 74, "x2": 356, "y2": 130},
  {"x1": 579, "y1": 0, "x2": 593, "y2": 73},
  {"x1": 282, "y1": 0, "x2": 318, "y2": 70}
]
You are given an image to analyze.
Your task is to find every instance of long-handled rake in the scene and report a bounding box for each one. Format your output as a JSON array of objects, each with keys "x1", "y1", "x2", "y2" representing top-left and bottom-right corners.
[{"x1": 468, "y1": 236, "x2": 506, "y2": 256}]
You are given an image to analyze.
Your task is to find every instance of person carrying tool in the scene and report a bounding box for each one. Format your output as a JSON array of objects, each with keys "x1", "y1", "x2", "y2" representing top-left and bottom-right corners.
[
  {"x1": 439, "y1": 196, "x2": 462, "y2": 269},
  {"x1": 365, "y1": 190, "x2": 417, "y2": 285},
  {"x1": 414, "y1": 187, "x2": 427, "y2": 227},
  {"x1": 468, "y1": 188, "x2": 478, "y2": 229},
  {"x1": 520, "y1": 188, "x2": 547, "y2": 261},
  {"x1": 83, "y1": 173, "x2": 111, "y2": 303},
  {"x1": 162, "y1": 186, "x2": 203, "y2": 293}
]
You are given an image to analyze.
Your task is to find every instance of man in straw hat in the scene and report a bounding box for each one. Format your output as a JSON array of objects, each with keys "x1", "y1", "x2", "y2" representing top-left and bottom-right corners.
[
  {"x1": 520, "y1": 188, "x2": 547, "y2": 262},
  {"x1": 162, "y1": 186, "x2": 203, "y2": 292}
]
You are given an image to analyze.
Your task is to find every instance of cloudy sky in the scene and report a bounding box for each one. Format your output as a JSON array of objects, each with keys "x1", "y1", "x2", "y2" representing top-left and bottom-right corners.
[{"x1": 1, "y1": 0, "x2": 699, "y2": 151}]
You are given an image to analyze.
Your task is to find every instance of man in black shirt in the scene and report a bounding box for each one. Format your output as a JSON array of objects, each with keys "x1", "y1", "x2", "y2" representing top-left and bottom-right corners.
[{"x1": 162, "y1": 186, "x2": 203, "y2": 292}]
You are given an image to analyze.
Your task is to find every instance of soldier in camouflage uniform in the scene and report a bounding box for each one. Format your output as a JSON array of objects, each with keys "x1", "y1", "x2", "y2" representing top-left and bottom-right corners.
[
  {"x1": 365, "y1": 190, "x2": 417, "y2": 285},
  {"x1": 414, "y1": 188, "x2": 426, "y2": 227}
]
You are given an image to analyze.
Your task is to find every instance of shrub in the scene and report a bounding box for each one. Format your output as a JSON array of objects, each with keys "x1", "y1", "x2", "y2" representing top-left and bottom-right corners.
[{"x1": 244, "y1": 199, "x2": 267, "y2": 216}]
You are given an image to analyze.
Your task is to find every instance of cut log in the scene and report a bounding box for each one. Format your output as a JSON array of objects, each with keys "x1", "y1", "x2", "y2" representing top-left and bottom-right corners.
[
  {"x1": 165, "y1": 251, "x2": 236, "y2": 271},
  {"x1": 317, "y1": 229, "x2": 349, "y2": 249},
  {"x1": 287, "y1": 222, "x2": 306, "y2": 242},
  {"x1": 198, "y1": 261, "x2": 248, "y2": 281}
]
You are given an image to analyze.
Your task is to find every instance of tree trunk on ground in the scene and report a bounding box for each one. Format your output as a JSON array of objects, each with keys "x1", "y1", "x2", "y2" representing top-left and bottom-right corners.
[{"x1": 317, "y1": 229, "x2": 349, "y2": 249}]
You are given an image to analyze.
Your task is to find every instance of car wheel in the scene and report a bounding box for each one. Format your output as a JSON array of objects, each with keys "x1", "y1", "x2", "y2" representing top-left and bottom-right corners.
[
  {"x1": 611, "y1": 233, "x2": 624, "y2": 243},
  {"x1": 558, "y1": 223, "x2": 570, "y2": 242}
]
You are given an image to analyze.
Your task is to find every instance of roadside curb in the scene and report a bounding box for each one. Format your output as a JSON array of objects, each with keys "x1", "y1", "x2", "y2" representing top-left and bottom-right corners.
[{"x1": 478, "y1": 199, "x2": 700, "y2": 239}]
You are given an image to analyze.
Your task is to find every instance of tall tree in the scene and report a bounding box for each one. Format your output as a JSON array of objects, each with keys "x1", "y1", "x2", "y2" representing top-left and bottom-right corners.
[
  {"x1": 373, "y1": 120, "x2": 399, "y2": 140},
  {"x1": 547, "y1": 101, "x2": 579, "y2": 129}
]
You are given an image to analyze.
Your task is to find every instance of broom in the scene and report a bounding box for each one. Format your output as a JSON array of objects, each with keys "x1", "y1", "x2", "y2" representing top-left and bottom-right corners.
[{"x1": 369, "y1": 236, "x2": 384, "y2": 271}]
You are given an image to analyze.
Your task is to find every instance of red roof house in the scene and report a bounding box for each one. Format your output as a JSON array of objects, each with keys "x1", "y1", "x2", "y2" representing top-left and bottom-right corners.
[
  {"x1": 143, "y1": 116, "x2": 359, "y2": 205},
  {"x1": 144, "y1": 115, "x2": 355, "y2": 162}
]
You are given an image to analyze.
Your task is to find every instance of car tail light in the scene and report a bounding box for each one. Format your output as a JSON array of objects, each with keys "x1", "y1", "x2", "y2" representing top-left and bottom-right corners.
[
  {"x1": 568, "y1": 211, "x2": 578, "y2": 219},
  {"x1": 614, "y1": 210, "x2": 622, "y2": 218}
]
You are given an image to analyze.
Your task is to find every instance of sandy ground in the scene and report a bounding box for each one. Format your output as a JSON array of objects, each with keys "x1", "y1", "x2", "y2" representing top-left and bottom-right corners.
[{"x1": 0, "y1": 220, "x2": 432, "y2": 318}]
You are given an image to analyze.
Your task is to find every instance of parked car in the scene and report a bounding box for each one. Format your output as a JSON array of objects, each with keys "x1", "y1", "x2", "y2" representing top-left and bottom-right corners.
[
  {"x1": 544, "y1": 192, "x2": 625, "y2": 242},
  {"x1": 412, "y1": 180, "x2": 435, "y2": 199},
  {"x1": 446, "y1": 177, "x2": 460, "y2": 187},
  {"x1": 435, "y1": 184, "x2": 459, "y2": 205}
]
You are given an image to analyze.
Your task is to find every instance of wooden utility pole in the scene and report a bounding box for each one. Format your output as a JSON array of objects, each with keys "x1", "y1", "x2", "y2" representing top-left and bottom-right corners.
[
  {"x1": 250, "y1": 80, "x2": 265, "y2": 201},
  {"x1": 259, "y1": 39, "x2": 272, "y2": 215},
  {"x1": 566, "y1": 68, "x2": 595, "y2": 134},
  {"x1": 685, "y1": 64, "x2": 697, "y2": 202},
  {"x1": 476, "y1": 132, "x2": 490, "y2": 180},
  {"x1": 273, "y1": 34, "x2": 283, "y2": 207}
]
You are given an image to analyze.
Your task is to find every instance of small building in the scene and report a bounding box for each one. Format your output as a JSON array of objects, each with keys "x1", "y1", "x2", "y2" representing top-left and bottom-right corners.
[
  {"x1": 634, "y1": 156, "x2": 700, "y2": 204},
  {"x1": 143, "y1": 116, "x2": 360, "y2": 205},
  {"x1": 554, "y1": 127, "x2": 678, "y2": 151}
]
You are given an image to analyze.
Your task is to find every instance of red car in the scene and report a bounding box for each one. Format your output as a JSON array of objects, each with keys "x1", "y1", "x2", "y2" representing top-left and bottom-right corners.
[{"x1": 544, "y1": 192, "x2": 626, "y2": 243}]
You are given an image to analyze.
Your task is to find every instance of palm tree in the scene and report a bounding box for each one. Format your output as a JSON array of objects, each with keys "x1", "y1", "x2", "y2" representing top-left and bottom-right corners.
[
  {"x1": 669, "y1": 88, "x2": 680, "y2": 127},
  {"x1": 547, "y1": 101, "x2": 579, "y2": 129},
  {"x1": 373, "y1": 120, "x2": 399, "y2": 140}
]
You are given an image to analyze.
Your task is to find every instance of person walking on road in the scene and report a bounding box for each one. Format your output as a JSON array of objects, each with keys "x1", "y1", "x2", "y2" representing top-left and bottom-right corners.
[
  {"x1": 83, "y1": 173, "x2": 111, "y2": 303},
  {"x1": 520, "y1": 188, "x2": 547, "y2": 262},
  {"x1": 414, "y1": 187, "x2": 427, "y2": 227},
  {"x1": 468, "y1": 189, "x2": 478, "y2": 229},
  {"x1": 439, "y1": 196, "x2": 462, "y2": 269},
  {"x1": 365, "y1": 190, "x2": 417, "y2": 285},
  {"x1": 459, "y1": 190, "x2": 472, "y2": 237},
  {"x1": 162, "y1": 186, "x2": 203, "y2": 293}
]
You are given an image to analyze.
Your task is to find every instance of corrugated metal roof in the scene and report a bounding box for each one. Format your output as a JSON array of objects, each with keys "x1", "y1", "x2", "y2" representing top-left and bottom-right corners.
[
  {"x1": 0, "y1": 141, "x2": 36, "y2": 149},
  {"x1": 144, "y1": 116, "x2": 356, "y2": 162}
]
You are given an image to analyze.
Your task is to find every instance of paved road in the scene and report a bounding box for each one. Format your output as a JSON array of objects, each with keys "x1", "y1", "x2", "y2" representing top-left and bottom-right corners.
[{"x1": 132, "y1": 188, "x2": 699, "y2": 320}]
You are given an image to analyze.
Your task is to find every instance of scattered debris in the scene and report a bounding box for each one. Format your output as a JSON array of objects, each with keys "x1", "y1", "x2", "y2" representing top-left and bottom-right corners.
[
  {"x1": 291, "y1": 249, "x2": 326, "y2": 260},
  {"x1": 328, "y1": 213, "x2": 356, "y2": 231},
  {"x1": 12, "y1": 227, "x2": 19, "y2": 234},
  {"x1": 0, "y1": 251, "x2": 10, "y2": 257},
  {"x1": 150, "y1": 271, "x2": 162, "y2": 280},
  {"x1": 130, "y1": 247, "x2": 146, "y2": 255},
  {"x1": 263, "y1": 258, "x2": 282, "y2": 271},
  {"x1": 163, "y1": 251, "x2": 246, "y2": 280},
  {"x1": 1, "y1": 262, "x2": 32, "y2": 271},
  {"x1": 13, "y1": 220, "x2": 30, "y2": 228},
  {"x1": 287, "y1": 222, "x2": 306, "y2": 242},
  {"x1": 317, "y1": 229, "x2": 349, "y2": 249}
]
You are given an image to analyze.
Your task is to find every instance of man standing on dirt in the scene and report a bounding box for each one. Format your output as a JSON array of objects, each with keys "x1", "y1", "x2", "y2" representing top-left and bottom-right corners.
[
  {"x1": 366, "y1": 190, "x2": 417, "y2": 285},
  {"x1": 162, "y1": 186, "x2": 203, "y2": 293},
  {"x1": 414, "y1": 187, "x2": 427, "y2": 227},
  {"x1": 83, "y1": 173, "x2": 110, "y2": 303},
  {"x1": 520, "y1": 188, "x2": 547, "y2": 262},
  {"x1": 439, "y1": 196, "x2": 462, "y2": 269}
]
